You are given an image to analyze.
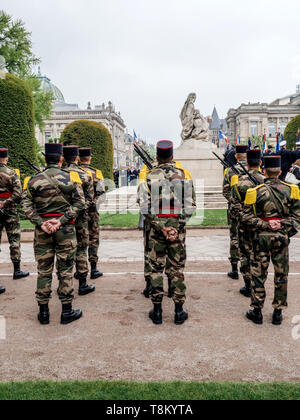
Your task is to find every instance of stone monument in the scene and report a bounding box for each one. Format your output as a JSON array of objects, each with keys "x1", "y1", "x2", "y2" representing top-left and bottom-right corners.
[
  {"x1": 0, "y1": 56, "x2": 7, "y2": 80},
  {"x1": 174, "y1": 93, "x2": 223, "y2": 186}
]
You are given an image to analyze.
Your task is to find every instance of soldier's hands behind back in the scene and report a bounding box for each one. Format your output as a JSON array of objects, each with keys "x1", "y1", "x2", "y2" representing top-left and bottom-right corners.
[
  {"x1": 269, "y1": 220, "x2": 282, "y2": 231},
  {"x1": 162, "y1": 227, "x2": 179, "y2": 242},
  {"x1": 41, "y1": 219, "x2": 62, "y2": 234}
]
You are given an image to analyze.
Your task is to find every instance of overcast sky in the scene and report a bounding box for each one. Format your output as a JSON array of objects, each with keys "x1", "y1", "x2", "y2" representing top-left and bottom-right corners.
[{"x1": 1, "y1": 0, "x2": 300, "y2": 145}]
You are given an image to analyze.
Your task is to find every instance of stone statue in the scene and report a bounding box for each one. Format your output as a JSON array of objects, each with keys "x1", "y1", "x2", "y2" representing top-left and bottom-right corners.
[
  {"x1": 180, "y1": 93, "x2": 209, "y2": 142},
  {"x1": 0, "y1": 56, "x2": 7, "y2": 80}
]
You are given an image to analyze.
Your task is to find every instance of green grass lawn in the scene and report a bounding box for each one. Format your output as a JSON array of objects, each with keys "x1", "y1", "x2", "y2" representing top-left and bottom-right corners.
[
  {"x1": 0, "y1": 381, "x2": 299, "y2": 400},
  {"x1": 20, "y1": 210, "x2": 228, "y2": 230}
]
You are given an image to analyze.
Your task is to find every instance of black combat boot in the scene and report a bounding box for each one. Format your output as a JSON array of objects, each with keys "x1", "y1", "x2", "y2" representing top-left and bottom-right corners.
[
  {"x1": 227, "y1": 263, "x2": 239, "y2": 280},
  {"x1": 174, "y1": 303, "x2": 189, "y2": 325},
  {"x1": 90, "y1": 262, "x2": 103, "y2": 279},
  {"x1": 78, "y1": 279, "x2": 95, "y2": 296},
  {"x1": 0, "y1": 286, "x2": 6, "y2": 295},
  {"x1": 272, "y1": 309, "x2": 283, "y2": 326},
  {"x1": 13, "y1": 262, "x2": 29, "y2": 280},
  {"x1": 246, "y1": 308, "x2": 263, "y2": 325},
  {"x1": 143, "y1": 277, "x2": 152, "y2": 299},
  {"x1": 61, "y1": 303, "x2": 83, "y2": 325},
  {"x1": 240, "y1": 279, "x2": 252, "y2": 298},
  {"x1": 167, "y1": 278, "x2": 172, "y2": 298},
  {"x1": 149, "y1": 303, "x2": 163, "y2": 325},
  {"x1": 38, "y1": 303, "x2": 50, "y2": 325}
]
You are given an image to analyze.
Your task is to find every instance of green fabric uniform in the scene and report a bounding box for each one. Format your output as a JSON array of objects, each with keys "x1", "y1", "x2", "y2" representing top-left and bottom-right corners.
[
  {"x1": 223, "y1": 166, "x2": 241, "y2": 264},
  {"x1": 64, "y1": 163, "x2": 94, "y2": 280},
  {"x1": 231, "y1": 170, "x2": 265, "y2": 286},
  {"x1": 80, "y1": 164, "x2": 105, "y2": 264},
  {"x1": 0, "y1": 164, "x2": 22, "y2": 263},
  {"x1": 138, "y1": 161, "x2": 196, "y2": 304},
  {"x1": 22, "y1": 164, "x2": 85, "y2": 304},
  {"x1": 242, "y1": 179, "x2": 300, "y2": 310}
]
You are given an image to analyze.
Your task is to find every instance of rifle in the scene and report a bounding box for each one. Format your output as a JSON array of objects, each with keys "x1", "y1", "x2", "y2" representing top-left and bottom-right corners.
[
  {"x1": 134, "y1": 143, "x2": 153, "y2": 170},
  {"x1": 237, "y1": 161, "x2": 261, "y2": 186},
  {"x1": 21, "y1": 156, "x2": 40, "y2": 173},
  {"x1": 213, "y1": 152, "x2": 241, "y2": 175},
  {"x1": 139, "y1": 145, "x2": 153, "y2": 163}
]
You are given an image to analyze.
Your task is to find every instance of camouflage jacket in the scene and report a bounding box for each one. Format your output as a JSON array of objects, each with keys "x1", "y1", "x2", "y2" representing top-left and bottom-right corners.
[
  {"x1": 230, "y1": 169, "x2": 265, "y2": 220},
  {"x1": 138, "y1": 161, "x2": 196, "y2": 231},
  {"x1": 22, "y1": 165, "x2": 85, "y2": 227},
  {"x1": 0, "y1": 164, "x2": 22, "y2": 211},
  {"x1": 64, "y1": 163, "x2": 94, "y2": 212},
  {"x1": 79, "y1": 164, "x2": 105, "y2": 198},
  {"x1": 222, "y1": 162, "x2": 246, "y2": 203},
  {"x1": 241, "y1": 178, "x2": 300, "y2": 235}
]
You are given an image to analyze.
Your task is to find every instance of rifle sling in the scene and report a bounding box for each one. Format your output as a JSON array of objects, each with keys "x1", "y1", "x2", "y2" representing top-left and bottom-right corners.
[{"x1": 43, "y1": 171, "x2": 71, "y2": 207}]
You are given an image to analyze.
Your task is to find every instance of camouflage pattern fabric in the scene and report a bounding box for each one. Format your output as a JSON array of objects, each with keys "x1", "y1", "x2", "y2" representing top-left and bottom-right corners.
[
  {"x1": 138, "y1": 161, "x2": 196, "y2": 304},
  {"x1": 242, "y1": 178, "x2": 300, "y2": 309},
  {"x1": 223, "y1": 166, "x2": 242, "y2": 264},
  {"x1": 0, "y1": 164, "x2": 22, "y2": 262},
  {"x1": 80, "y1": 164, "x2": 105, "y2": 264},
  {"x1": 22, "y1": 164, "x2": 85, "y2": 304},
  {"x1": 231, "y1": 170, "x2": 265, "y2": 283},
  {"x1": 34, "y1": 224, "x2": 77, "y2": 304}
]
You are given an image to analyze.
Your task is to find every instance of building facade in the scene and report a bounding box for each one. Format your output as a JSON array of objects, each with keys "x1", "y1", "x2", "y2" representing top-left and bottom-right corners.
[
  {"x1": 226, "y1": 89, "x2": 300, "y2": 144},
  {"x1": 36, "y1": 69, "x2": 130, "y2": 168}
]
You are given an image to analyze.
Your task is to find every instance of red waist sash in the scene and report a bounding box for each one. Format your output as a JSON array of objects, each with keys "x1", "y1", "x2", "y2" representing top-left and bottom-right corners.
[
  {"x1": 157, "y1": 214, "x2": 180, "y2": 219},
  {"x1": 41, "y1": 213, "x2": 75, "y2": 224},
  {"x1": 0, "y1": 193, "x2": 12, "y2": 198},
  {"x1": 261, "y1": 217, "x2": 283, "y2": 222}
]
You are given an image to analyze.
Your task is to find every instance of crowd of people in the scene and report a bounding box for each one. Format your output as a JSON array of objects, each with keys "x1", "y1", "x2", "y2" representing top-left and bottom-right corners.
[{"x1": 113, "y1": 167, "x2": 140, "y2": 188}]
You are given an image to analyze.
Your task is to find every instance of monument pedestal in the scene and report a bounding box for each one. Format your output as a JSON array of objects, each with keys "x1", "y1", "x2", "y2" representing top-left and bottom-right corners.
[{"x1": 174, "y1": 139, "x2": 223, "y2": 187}]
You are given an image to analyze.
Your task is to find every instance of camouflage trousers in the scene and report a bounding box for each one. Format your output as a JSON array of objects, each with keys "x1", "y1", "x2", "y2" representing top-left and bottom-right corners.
[
  {"x1": 34, "y1": 224, "x2": 76, "y2": 304},
  {"x1": 251, "y1": 231, "x2": 289, "y2": 310},
  {"x1": 0, "y1": 210, "x2": 21, "y2": 263},
  {"x1": 144, "y1": 220, "x2": 173, "y2": 282},
  {"x1": 239, "y1": 224, "x2": 253, "y2": 287},
  {"x1": 75, "y1": 213, "x2": 89, "y2": 280},
  {"x1": 148, "y1": 223, "x2": 187, "y2": 304},
  {"x1": 88, "y1": 209, "x2": 100, "y2": 264},
  {"x1": 228, "y1": 209, "x2": 240, "y2": 264}
]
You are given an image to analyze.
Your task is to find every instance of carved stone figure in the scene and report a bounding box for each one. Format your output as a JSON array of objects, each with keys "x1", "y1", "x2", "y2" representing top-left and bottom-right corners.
[
  {"x1": 0, "y1": 56, "x2": 7, "y2": 80},
  {"x1": 180, "y1": 93, "x2": 209, "y2": 142}
]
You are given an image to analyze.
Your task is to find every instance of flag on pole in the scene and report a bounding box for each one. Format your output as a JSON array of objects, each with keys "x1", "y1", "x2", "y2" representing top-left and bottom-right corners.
[
  {"x1": 262, "y1": 134, "x2": 267, "y2": 153},
  {"x1": 134, "y1": 131, "x2": 138, "y2": 141},
  {"x1": 276, "y1": 132, "x2": 280, "y2": 153},
  {"x1": 236, "y1": 135, "x2": 241, "y2": 145},
  {"x1": 219, "y1": 130, "x2": 229, "y2": 144}
]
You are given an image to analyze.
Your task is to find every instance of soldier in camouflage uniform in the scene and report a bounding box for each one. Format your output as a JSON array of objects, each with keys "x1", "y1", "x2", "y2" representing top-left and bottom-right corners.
[
  {"x1": 63, "y1": 146, "x2": 95, "y2": 296},
  {"x1": 139, "y1": 141, "x2": 196, "y2": 325},
  {"x1": 223, "y1": 144, "x2": 248, "y2": 280},
  {"x1": 22, "y1": 143, "x2": 85, "y2": 325},
  {"x1": 242, "y1": 156, "x2": 300, "y2": 326},
  {"x1": 138, "y1": 160, "x2": 185, "y2": 299},
  {"x1": 79, "y1": 147, "x2": 105, "y2": 279},
  {"x1": 0, "y1": 147, "x2": 29, "y2": 281},
  {"x1": 230, "y1": 149, "x2": 264, "y2": 297}
]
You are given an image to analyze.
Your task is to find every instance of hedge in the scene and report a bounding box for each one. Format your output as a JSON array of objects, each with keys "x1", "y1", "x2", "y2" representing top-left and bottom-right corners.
[
  {"x1": 60, "y1": 120, "x2": 113, "y2": 180},
  {"x1": 0, "y1": 73, "x2": 38, "y2": 176},
  {"x1": 284, "y1": 115, "x2": 300, "y2": 150}
]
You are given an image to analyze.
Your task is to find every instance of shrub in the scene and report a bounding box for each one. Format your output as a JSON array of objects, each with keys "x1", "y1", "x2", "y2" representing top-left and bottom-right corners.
[
  {"x1": 60, "y1": 120, "x2": 113, "y2": 180},
  {"x1": 0, "y1": 73, "x2": 38, "y2": 176},
  {"x1": 284, "y1": 115, "x2": 300, "y2": 150}
]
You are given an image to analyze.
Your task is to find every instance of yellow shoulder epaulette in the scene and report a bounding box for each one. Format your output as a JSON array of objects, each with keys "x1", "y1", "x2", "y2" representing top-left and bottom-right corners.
[
  {"x1": 230, "y1": 175, "x2": 239, "y2": 188},
  {"x1": 139, "y1": 165, "x2": 149, "y2": 184},
  {"x1": 23, "y1": 176, "x2": 31, "y2": 191},
  {"x1": 69, "y1": 171, "x2": 82, "y2": 185},
  {"x1": 184, "y1": 169, "x2": 193, "y2": 181},
  {"x1": 244, "y1": 185, "x2": 264, "y2": 205},
  {"x1": 175, "y1": 161, "x2": 183, "y2": 170},
  {"x1": 280, "y1": 181, "x2": 300, "y2": 200},
  {"x1": 14, "y1": 169, "x2": 20, "y2": 178},
  {"x1": 224, "y1": 168, "x2": 229, "y2": 178},
  {"x1": 96, "y1": 169, "x2": 104, "y2": 181},
  {"x1": 80, "y1": 167, "x2": 93, "y2": 179}
]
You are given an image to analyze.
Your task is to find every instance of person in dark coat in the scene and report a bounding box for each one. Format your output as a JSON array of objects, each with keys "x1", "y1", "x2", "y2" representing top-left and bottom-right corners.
[{"x1": 279, "y1": 141, "x2": 293, "y2": 181}]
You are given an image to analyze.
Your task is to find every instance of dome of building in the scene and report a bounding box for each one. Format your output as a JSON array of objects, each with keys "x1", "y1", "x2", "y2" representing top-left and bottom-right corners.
[{"x1": 37, "y1": 67, "x2": 65, "y2": 103}]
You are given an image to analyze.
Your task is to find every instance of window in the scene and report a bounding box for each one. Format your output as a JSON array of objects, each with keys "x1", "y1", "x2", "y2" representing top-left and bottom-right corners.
[
  {"x1": 250, "y1": 122, "x2": 258, "y2": 137},
  {"x1": 268, "y1": 122, "x2": 276, "y2": 138},
  {"x1": 280, "y1": 122, "x2": 287, "y2": 134},
  {"x1": 45, "y1": 132, "x2": 52, "y2": 142}
]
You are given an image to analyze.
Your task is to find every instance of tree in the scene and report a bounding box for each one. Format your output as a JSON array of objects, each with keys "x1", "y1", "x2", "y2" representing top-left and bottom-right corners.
[
  {"x1": 0, "y1": 11, "x2": 39, "y2": 76},
  {"x1": 60, "y1": 120, "x2": 113, "y2": 180},
  {"x1": 0, "y1": 73, "x2": 38, "y2": 175},
  {"x1": 284, "y1": 115, "x2": 300, "y2": 150},
  {"x1": 0, "y1": 11, "x2": 53, "y2": 130}
]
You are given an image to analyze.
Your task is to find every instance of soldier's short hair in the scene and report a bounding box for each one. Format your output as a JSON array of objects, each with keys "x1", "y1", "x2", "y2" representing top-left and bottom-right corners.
[
  {"x1": 236, "y1": 153, "x2": 247, "y2": 160},
  {"x1": 247, "y1": 158, "x2": 261, "y2": 168},
  {"x1": 265, "y1": 167, "x2": 281, "y2": 177}
]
